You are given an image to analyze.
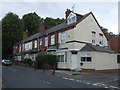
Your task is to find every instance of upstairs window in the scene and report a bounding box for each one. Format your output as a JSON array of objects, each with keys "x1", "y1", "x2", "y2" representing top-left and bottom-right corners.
[
  {"x1": 19, "y1": 44, "x2": 21, "y2": 52},
  {"x1": 51, "y1": 35, "x2": 55, "y2": 45},
  {"x1": 99, "y1": 33, "x2": 103, "y2": 45},
  {"x1": 22, "y1": 43, "x2": 24, "y2": 51},
  {"x1": 92, "y1": 31, "x2": 96, "y2": 44},
  {"x1": 59, "y1": 32, "x2": 66, "y2": 43},
  {"x1": 45, "y1": 37, "x2": 48, "y2": 46},
  {"x1": 34, "y1": 40, "x2": 37, "y2": 48},
  {"x1": 39, "y1": 39, "x2": 42, "y2": 46},
  {"x1": 67, "y1": 12, "x2": 76, "y2": 25}
]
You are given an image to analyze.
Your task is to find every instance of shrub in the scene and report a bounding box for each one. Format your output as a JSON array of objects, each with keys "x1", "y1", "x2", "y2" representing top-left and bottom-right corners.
[
  {"x1": 36, "y1": 54, "x2": 57, "y2": 65},
  {"x1": 24, "y1": 58, "x2": 32, "y2": 64},
  {"x1": 36, "y1": 54, "x2": 46, "y2": 64},
  {"x1": 46, "y1": 54, "x2": 57, "y2": 65}
]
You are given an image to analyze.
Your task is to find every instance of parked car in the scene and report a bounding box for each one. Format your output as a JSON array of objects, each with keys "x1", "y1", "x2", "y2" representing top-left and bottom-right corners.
[{"x1": 2, "y1": 59, "x2": 12, "y2": 66}]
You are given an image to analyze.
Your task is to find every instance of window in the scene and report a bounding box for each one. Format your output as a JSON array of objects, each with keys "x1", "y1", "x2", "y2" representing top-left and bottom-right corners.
[
  {"x1": 81, "y1": 57, "x2": 92, "y2": 62},
  {"x1": 51, "y1": 35, "x2": 55, "y2": 45},
  {"x1": 59, "y1": 32, "x2": 66, "y2": 43},
  {"x1": 92, "y1": 31, "x2": 96, "y2": 44},
  {"x1": 39, "y1": 39, "x2": 42, "y2": 46},
  {"x1": 67, "y1": 12, "x2": 76, "y2": 24},
  {"x1": 19, "y1": 44, "x2": 21, "y2": 52},
  {"x1": 99, "y1": 34, "x2": 103, "y2": 45},
  {"x1": 45, "y1": 37, "x2": 48, "y2": 46},
  {"x1": 80, "y1": 53, "x2": 92, "y2": 62},
  {"x1": 34, "y1": 40, "x2": 37, "y2": 48},
  {"x1": 22, "y1": 43, "x2": 24, "y2": 51},
  {"x1": 57, "y1": 52, "x2": 67, "y2": 63}
]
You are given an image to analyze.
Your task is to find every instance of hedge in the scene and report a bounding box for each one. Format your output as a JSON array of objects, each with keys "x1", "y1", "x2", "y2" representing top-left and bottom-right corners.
[
  {"x1": 36, "y1": 54, "x2": 57, "y2": 65},
  {"x1": 24, "y1": 58, "x2": 32, "y2": 64}
]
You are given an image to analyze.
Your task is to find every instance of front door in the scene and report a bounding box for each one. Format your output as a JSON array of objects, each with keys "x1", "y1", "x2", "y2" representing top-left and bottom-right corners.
[{"x1": 71, "y1": 52, "x2": 78, "y2": 70}]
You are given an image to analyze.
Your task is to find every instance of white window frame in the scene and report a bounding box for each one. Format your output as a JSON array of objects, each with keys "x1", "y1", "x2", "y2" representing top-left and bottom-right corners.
[
  {"x1": 99, "y1": 35, "x2": 103, "y2": 45},
  {"x1": 80, "y1": 53, "x2": 92, "y2": 62},
  {"x1": 45, "y1": 37, "x2": 48, "y2": 46},
  {"x1": 59, "y1": 32, "x2": 66, "y2": 44},
  {"x1": 51, "y1": 35, "x2": 55, "y2": 45},
  {"x1": 56, "y1": 52, "x2": 67, "y2": 63},
  {"x1": 34, "y1": 40, "x2": 37, "y2": 48},
  {"x1": 39, "y1": 38, "x2": 42, "y2": 46},
  {"x1": 92, "y1": 33, "x2": 96, "y2": 44},
  {"x1": 67, "y1": 12, "x2": 76, "y2": 24}
]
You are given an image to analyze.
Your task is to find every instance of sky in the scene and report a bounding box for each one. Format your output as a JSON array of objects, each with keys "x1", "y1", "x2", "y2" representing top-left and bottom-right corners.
[{"x1": 0, "y1": 0, "x2": 119, "y2": 34}]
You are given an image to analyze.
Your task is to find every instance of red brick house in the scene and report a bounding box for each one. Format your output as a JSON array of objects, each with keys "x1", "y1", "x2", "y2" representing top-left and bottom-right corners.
[{"x1": 13, "y1": 9, "x2": 119, "y2": 72}]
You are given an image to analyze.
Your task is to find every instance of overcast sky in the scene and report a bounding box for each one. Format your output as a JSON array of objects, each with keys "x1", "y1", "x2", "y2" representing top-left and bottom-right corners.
[{"x1": 0, "y1": 1, "x2": 119, "y2": 34}]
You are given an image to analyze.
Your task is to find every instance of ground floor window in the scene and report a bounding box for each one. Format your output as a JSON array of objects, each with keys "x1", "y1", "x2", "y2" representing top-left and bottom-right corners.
[
  {"x1": 81, "y1": 57, "x2": 92, "y2": 62},
  {"x1": 80, "y1": 53, "x2": 92, "y2": 62},
  {"x1": 56, "y1": 52, "x2": 67, "y2": 63},
  {"x1": 117, "y1": 55, "x2": 120, "y2": 63}
]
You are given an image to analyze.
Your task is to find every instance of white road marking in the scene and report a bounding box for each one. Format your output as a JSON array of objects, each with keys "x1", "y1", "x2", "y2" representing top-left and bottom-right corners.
[
  {"x1": 43, "y1": 81, "x2": 50, "y2": 84},
  {"x1": 109, "y1": 86, "x2": 119, "y2": 89},
  {"x1": 76, "y1": 80, "x2": 80, "y2": 82},
  {"x1": 86, "y1": 82, "x2": 90, "y2": 84},
  {"x1": 68, "y1": 78, "x2": 74, "y2": 81},
  {"x1": 104, "y1": 87, "x2": 108, "y2": 88},
  {"x1": 62, "y1": 77, "x2": 69, "y2": 80}
]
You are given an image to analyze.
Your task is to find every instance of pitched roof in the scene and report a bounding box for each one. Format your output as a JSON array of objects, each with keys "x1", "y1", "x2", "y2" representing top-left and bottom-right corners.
[
  {"x1": 80, "y1": 44, "x2": 116, "y2": 53},
  {"x1": 16, "y1": 12, "x2": 94, "y2": 44}
]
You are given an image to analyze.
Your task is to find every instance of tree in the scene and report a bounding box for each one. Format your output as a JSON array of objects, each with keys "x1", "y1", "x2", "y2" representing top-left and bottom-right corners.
[
  {"x1": 22, "y1": 12, "x2": 43, "y2": 36},
  {"x1": 2, "y1": 12, "x2": 23, "y2": 59},
  {"x1": 43, "y1": 17, "x2": 65, "y2": 29}
]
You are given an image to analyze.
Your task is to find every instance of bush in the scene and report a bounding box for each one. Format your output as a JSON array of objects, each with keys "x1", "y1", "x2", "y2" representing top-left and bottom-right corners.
[
  {"x1": 24, "y1": 58, "x2": 32, "y2": 64},
  {"x1": 36, "y1": 54, "x2": 57, "y2": 65},
  {"x1": 36, "y1": 54, "x2": 46, "y2": 64},
  {"x1": 46, "y1": 54, "x2": 57, "y2": 65}
]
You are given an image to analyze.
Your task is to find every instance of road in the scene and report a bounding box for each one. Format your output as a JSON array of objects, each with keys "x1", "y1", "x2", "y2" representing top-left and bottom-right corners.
[
  {"x1": 0, "y1": 64, "x2": 2, "y2": 89},
  {"x1": 2, "y1": 65, "x2": 104, "y2": 88}
]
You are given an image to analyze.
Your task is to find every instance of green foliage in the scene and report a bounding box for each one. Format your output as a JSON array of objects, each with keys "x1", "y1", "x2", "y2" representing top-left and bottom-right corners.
[
  {"x1": 24, "y1": 58, "x2": 32, "y2": 64},
  {"x1": 43, "y1": 17, "x2": 65, "y2": 29},
  {"x1": 36, "y1": 54, "x2": 57, "y2": 65},
  {"x1": 36, "y1": 54, "x2": 46, "y2": 64},
  {"x1": 22, "y1": 12, "x2": 43, "y2": 36},
  {"x1": 46, "y1": 54, "x2": 57, "y2": 65},
  {"x1": 2, "y1": 12, "x2": 23, "y2": 59}
]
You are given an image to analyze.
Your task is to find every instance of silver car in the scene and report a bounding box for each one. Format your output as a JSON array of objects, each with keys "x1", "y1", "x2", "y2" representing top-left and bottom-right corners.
[{"x1": 2, "y1": 59, "x2": 12, "y2": 66}]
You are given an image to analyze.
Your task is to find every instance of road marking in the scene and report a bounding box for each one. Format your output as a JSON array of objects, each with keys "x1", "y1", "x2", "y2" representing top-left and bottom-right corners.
[
  {"x1": 43, "y1": 81, "x2": 50, "y2": 85},
  {"x1": 62, "y1": 77, "x2": 67, "y2": 79},
  {"x1": 76, "y1": 80, "x2": 80, "y2": 82},
  {"x1": 68, "y1": 78, "x2": 74, "y2": 81},
  {"x1": 109, "y1": 86, "x2": 119, "y2": 89},
  {"x1": 86, "y1": 82, "x2": 90, "y2": 85}
]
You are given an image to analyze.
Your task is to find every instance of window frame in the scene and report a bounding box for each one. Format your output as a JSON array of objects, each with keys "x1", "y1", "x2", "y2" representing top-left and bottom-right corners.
[
  {"x1": 51, "y1": 35, "x2": 55, "y2": 45},
  {"x1": 45, "y1": 37, "x2": 48, "y2": 46}
]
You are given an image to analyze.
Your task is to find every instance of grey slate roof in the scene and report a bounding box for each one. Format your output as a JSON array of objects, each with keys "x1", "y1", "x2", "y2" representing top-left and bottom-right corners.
[
  {"x1": 80, "y1": 44, "x2": 116, "y2": 53},
  {"x1": 17, "y1": 12, "x2": 90, "y2": 44}
]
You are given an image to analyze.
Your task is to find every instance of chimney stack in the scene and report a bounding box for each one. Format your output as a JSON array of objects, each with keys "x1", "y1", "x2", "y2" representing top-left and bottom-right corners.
[
  {"x1": 65, "y1": 8, "x2": 71, "y2": 23},
  {"x1": 23, "y1": 32, "x2": 28, "y2": 39},
  {"x1": 39, "y1": 24, "x2": 45, "y2": 33}
]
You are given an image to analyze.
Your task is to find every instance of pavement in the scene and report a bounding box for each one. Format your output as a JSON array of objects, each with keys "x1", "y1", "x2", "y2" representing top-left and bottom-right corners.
[{"x1": 12, "y1": 65, "x2": 120, "y2": 89}]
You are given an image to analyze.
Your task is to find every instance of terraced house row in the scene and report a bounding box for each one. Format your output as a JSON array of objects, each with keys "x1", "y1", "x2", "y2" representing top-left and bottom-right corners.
[{"x1": 13, "y1": 9, "x2": 120, "y2": 72}]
